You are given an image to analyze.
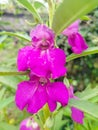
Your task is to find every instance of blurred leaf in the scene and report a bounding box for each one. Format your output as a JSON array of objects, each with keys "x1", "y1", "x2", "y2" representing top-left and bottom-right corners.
[
  {"x1": 66, "y1": 47, "x2": 98, "y2": 62},
  {"x1": 0, "y1": 36, "x2": 8, "y2": 44},
  {"x1": 90, "y1": 95, "x2": 98, "y2": 103},
  {"x1": 69, "y1": 99, "x2": 98, "y2": 119},
  {"x1": 0, "y1": 96, "x2": 14, "y2": 110},
  {"x1": 76, "y1": 86, "x2": 98, "y2": 100},
  {"x1": 25, "y1": 20, "x2": 37, "y2": 26},
  {"x1": 34, "y1": 1, "x2": 45, "y2": 9},
  {"x1": 52, "y1": 0, "x2": 98, "y2": 35},
  {"x1": 0, "y1": 32, "x2": 30, "y2": 42},
  {"x1": 0, "y1": 67, "x2": 27, "y2": 89},
  {"x1": 0, "y1": 76, "x2": 22, "y2": 89},
  {"x1": 80, "y1": 15, "x2": 91, "y2": 21},
  {"x1": 0, "y1": 122, "x2": 18, "y2": 130},
  {"x1": 53, "y1": 109, "x2": 66, "y2": 130},
  {"x1": 45, "y1": 117, "x2": 54, "y2": 128},
  {"x1": 17, "y1": 0, "x2": 42, "y2": 23},
  {"x1": 0, "y1": 21, "x2": 11, "y2": 26},
  {"x1": 63, "y1": 77, "x2": 70, "y2": 88},
  {"x1": 0, "y1": 88, "x2": 6, "y2": 100}
]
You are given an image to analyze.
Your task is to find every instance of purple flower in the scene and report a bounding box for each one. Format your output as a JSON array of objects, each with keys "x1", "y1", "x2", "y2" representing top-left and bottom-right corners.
[
  {"x1": 30, "y1": 24, "x2": 55, "y2": 50},
  {"x1": 68, "y1": 86, "x2": 84, "y2": 124},
  {"x1": 17, "y1": 46, "x2": 67, "y2": 79},
  {"x1": 17, "y1": 24, "x2": 67, "y2": 78},
  {"x1": 62, "y1": 20, "x2": 88, "y2": 54},
  {"x1": 15, "y1": 75, "x2": 69, "y2": 113},
  {"x1": 20, "y1": 117, "x2": 40, "y2": 130}
]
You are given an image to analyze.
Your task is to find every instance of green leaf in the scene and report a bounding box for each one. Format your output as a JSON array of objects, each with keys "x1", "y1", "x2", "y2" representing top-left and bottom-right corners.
[
  {"x1": 0, "y1": 31, "x2": 30, "y2": 42},
  {"x1": 0, "y1": 35, "x2": 8, "y2": 44},
  {"x1": 34, "y1": 1, "x2": 45, "y2": 9},
  {"x1": 0, "y1": 88, "x2": 6, "y2": 100},
  {"x1": 66, "y1": 47, "x2": 98, "y2": 62},
  {"x1": 17, "y1": 0, "x2": 42, "y2": 23},
  {"x1": 0, "y1": 122, "x2": 18, "y2": 130},
  {"x1": 53, "y1": 109, "x2": 66, "y2": 130},
  {"x1": 0, "y1": 67, "x2": 27, "y2": 89},
  {"x1": 75, "y1": 86, "x2": 98, "y2": 100},
  {"x1": 52, "y1": 0, "x2": 98, "y2": 35},
  {"x1": 69, "y1": 99, "x2": 98, "y2": 119},
  {"x1": 0, "y1": 96, "x2": 14, "y2": 110},
  {"x1": 0, "y1": 76, "x2": 22, "y2": 89},
  {"x1": 80, "y1": 15, "x2": 91, "y2": 21}
]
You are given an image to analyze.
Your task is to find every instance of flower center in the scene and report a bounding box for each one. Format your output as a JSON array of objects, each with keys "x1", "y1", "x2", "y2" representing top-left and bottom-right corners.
[{"x1": 39, "y1": 77, "x2": 48, "y2": 86}]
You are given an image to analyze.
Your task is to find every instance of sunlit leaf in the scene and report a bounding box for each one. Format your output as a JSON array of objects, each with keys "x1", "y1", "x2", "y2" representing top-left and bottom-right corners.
[
  {"x1": 52, "y1": 0, "x2": 98, "y2": 35},
  {"x1": 0, "y1": 96, "x2": 14, "y2": 110},
  {"x1": 0, "y1": 35, "x2": 8, "y2": 44},
  {"x1": 17, "y1": 0, "x2": 42, "y2": 23},
  {"x1": 34, "y1": 1, "x2": 45, "y2": 9},
  {"x1": 75, "y1": 86, "x2": 98, "y2": 100}
]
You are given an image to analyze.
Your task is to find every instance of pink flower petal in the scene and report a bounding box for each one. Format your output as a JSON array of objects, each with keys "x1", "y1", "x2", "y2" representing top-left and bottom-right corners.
[
  {"x1": 71, "y1": 107, "x2": 84, "y2": 124},
  {"x1": 30, "y1": 24, "x2": 55, "y2": 49},
  {"x1": 27, "y1": 85, "x2": 47, "y2": 113},
  {"x1": 20, "y1": 118, "x2": 40, "y2": 130},
  {"x1": 17, "y1": 46, "x2": 33, "y2": 71},
  {"x1": 62, "y1": 20, "x2": 80, "y2": 36},
  {"x1": 20, "y1": 119, "x2": 32, "y2": 130},
  {"x1": 15, "y1": 81, "x2": 37, "y2": 110},
  {"x1": 29, "y1": 49, "x2": 51, "y2": 77},
  {"x1": 47, "y1": 98, "x2": 57, "y2": 112},
  {"x1": 68, "y1": 33, "x2": 88, "y2": 54},
  {"x1": 68, "y1": 86, "x2": 84, "y2": 124},
  {"x1": 47, "y1": 82, "x2": 69, "y2": 110},
  {"x1": 29, "y1": 48, "x2": 66, "y2": 78},
  {"x1": 49, "y1": 48, "x2": 67, "y2": 79}
]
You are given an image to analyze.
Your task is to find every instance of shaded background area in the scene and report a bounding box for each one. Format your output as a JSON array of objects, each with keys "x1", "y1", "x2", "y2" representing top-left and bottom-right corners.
[{"x1": 0, "y1": 0, "x2": 98, "y2": 130}]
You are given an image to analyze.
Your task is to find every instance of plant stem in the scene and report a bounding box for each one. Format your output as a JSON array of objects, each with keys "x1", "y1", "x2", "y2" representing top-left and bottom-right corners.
[
  {"x1": 0, "y1": 71, "x2": 29, "y2": 76},
  {"x1": 47, "y1": 0, "x2": 55, "y2": 28}
]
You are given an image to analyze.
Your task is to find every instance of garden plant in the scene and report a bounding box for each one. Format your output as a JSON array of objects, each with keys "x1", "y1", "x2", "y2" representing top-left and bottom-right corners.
[{"x1": 0, "y1": 0, "x2": 98, "y2": 130}]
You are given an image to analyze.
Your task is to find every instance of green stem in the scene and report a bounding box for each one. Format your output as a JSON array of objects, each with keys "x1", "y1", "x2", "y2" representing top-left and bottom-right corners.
[
  {"x1": 47, "y1": 0, "x2": 55, "y2": 28},
  {"x1": 66, "y1": 47, "x2": 98, "y2": 62},
  {"x1": 0, "y1": 71, "x2": 29, "y2": 76}
]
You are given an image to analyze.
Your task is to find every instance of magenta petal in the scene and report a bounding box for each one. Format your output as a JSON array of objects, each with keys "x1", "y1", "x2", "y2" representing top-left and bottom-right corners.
[
  {"x1": 17, "y1": 46, "x2": 33, "y2": 71},
  {"x1": 29, "y1": 48, "x2": 66, "y2": 78},
  {"x1": 71, "y1": 107, "x2": 84, "y2": 124},
  {"x1": 47, "y1": 82, "x2": 69, "y2": 109},
  {"x1": 20, "y1": 118, "x2": 40, "y2": 130},
  {"x1": 62, "y1": 20, "x2": 80, "y2": 36},
  {"x1": 68, "y1": 33, "x2": 88, "y2": 54},
  {"x1": 47, "y1": 98, "x2": 57, "y2": 112},
  {"x1": 15, "y1": 81, "x2": 37, "y2": 110},
  {"x1": 27, "y1": 85, "x2": 47, "y2": 113},
  {"x1": 30, "y1": 24, "x2": 55, "y2": 49},
  {"x1": 20, "y1": 119, "x2": 32, "y2": 130},
  {"x1": 49, "y1": 48, "x2": 67, "y2": 79},
  {"x1": 29, "y1": 49, "x2": 50, "y2": 77}
]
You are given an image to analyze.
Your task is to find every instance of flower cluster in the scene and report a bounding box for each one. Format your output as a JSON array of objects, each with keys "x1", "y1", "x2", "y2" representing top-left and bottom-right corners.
[
  {"x1": 16, "y1": 24, "x2": 69, "y2": 114},
  {"x1": 16, "y1": 22, "x2": 86, "y2": 124}
]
